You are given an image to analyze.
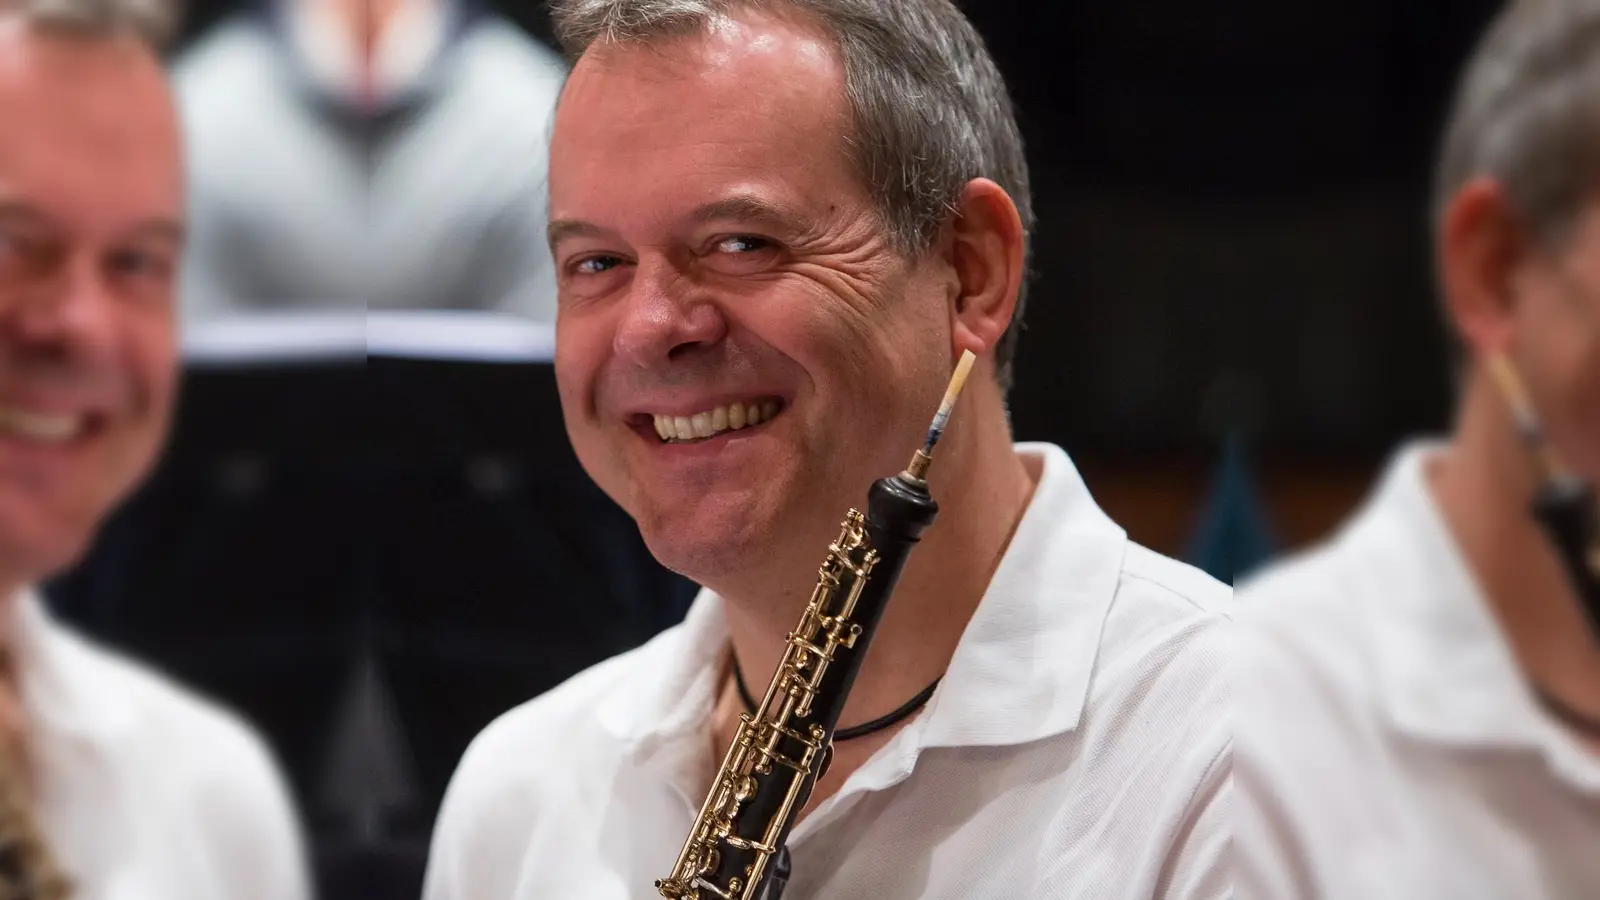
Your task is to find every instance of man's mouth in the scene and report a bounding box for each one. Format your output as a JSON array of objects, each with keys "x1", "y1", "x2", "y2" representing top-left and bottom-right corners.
[
  {"x1": 648, "y1": 398, "x2": 784, "y2": 444},
  {"x1": 0, "y1": 407, "x2": 90, "y2": 444}
]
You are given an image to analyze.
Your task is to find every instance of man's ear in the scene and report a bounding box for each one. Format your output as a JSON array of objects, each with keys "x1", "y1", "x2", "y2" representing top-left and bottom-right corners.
[
  {"x1": 944, "y1": 178, "x2": 1025, "y2": 362},
  {"x1": 1439, "y1": 177, "x2": 1533, "y2": 359}
]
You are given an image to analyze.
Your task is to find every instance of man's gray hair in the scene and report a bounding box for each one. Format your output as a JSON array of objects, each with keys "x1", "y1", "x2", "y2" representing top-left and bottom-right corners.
[
  {"x1": 1436, "y1": 0, "x2": 1600, "y2": 246},
  {"x1": 550, "y1": 0, "x2": 1035, "y2": 392},
  {"x1": 0, "y1": 0, "x2": 179, "y2": 52}
]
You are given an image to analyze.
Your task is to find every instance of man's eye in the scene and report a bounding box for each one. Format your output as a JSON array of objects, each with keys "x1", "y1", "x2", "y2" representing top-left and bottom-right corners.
[
  {"x1": 574, "y1": 255, "x2": 623, "y2": 275},
  {"x1": 715, "y1": 236, "x2": 773, "y2": 254},
  {"x1": 109, "y1": 249, "x2": 172, "y2": 281}
]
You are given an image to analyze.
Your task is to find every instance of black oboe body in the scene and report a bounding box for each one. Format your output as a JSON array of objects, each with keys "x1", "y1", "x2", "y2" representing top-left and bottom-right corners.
[{"x1": 1532, "y1": 475, "x2": 1600, "y2": 636}]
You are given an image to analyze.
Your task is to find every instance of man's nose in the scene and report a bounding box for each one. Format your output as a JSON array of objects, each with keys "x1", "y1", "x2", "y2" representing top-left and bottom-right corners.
[{"x1": 612, "y1": 256, "x2": 729, "y2": 367}]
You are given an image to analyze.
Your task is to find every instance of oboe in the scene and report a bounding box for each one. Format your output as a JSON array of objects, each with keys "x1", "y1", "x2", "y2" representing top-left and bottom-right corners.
[
  {"x1": 0, "y1": 740, "x2": 71, "y2": 900},
  {"x1": 1531, "y1": 470, "x2": 1600, "y2": 635},
  {"x1": 656, "y1": 350, "x2": 978, "y2": 900}
]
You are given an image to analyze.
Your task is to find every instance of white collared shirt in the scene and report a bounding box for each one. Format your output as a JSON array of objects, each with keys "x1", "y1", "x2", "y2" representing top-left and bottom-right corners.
[
  {"x1": 11, "y1": 591, "x2": 311, "y2": 900},
  {"x1": 1235, "y1": 441, "x2": 1600, "y2": 900},
  {"x1": 424, "y1": 443, "x2": 1233, "y2": 900}
]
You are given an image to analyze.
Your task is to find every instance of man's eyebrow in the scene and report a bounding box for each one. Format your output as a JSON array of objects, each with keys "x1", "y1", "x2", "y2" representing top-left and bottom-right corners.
[
  {"x1": 0, "y1": 204, "x2": 185, "y2": 245},
  {"x1": 126, "y1": 219, "x2": 186, "y2": 245},
  {"x1": 0, "y1": 201, "x2": 52, "y2": 227},
  {"x1": 546, "y1": 195, "x2": 817, "y2": 252},
  {"x1": 547, "y1": 218, "x2": 613, "y2": 251},
  {"x1": 689, "y1": 195, "x2": 815, "y2": 234}
]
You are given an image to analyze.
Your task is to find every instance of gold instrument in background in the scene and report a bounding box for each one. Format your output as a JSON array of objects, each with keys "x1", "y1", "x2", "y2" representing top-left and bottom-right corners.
[
  {"x1": 657, "y1": 351, "x2": 977, "y2": 900},
  {"x1": 0, "y1": 711, "x2": 70, "y2": 900}
]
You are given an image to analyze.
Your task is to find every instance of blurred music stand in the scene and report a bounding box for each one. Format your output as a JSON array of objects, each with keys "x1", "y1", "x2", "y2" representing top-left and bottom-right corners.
[{"x1": 49, "y1": 311, "x2": 697, "y2": 900}]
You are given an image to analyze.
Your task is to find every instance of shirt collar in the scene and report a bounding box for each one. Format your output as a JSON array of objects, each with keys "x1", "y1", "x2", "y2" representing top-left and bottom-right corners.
[
  {"x1": 595, "y1": 442, "x2": 1128, "y2": 758},
  {"x1": 916, "y1": 442, "x2": 1125, "y2": 750},
  {"x1": 593, "y1": 590, "x2": 728, "y2": 751},
  {"x1": 8, "y1": 589, "x2": 136, "y2": 747},
  {"x1": 1351, "y1": 441, "x2": 1600, "y2": 790}
]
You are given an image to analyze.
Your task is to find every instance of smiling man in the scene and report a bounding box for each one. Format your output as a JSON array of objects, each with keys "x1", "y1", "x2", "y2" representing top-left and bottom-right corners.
[
  {"x1": 424, "y1": 2, "x2": 1232, "y2": 898},
  {"x1": 0, "y1": 2, "x2": 309, "y2": 897}
]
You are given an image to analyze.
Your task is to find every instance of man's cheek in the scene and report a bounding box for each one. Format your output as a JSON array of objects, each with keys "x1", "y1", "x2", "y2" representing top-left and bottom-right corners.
[{"x1": 553, "y1": 363, "x2": 587, "y2": 427}]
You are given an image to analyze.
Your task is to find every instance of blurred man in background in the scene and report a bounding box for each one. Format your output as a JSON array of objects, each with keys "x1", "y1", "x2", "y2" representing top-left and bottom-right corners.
[
  {"x1": 174, "y1": 0, "x2": 566, "y2": 321},
  {"x1": 1237, "y1": 1, "x2": 1600, "y2": 897},
  {"x1": 0, "y1": 0, "x2": 310, "y2": 897}
]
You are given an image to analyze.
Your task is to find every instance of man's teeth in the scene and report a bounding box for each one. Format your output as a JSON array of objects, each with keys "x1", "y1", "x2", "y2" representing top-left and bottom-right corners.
[
  {"x1": 653, "y1": 400, "x2": 780, "y2": 443},
  {"x1": 0, "y1": 408, "x2": 85, "y2": 442}
]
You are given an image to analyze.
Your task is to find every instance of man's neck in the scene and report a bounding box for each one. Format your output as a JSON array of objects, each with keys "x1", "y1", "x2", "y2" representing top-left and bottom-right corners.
[
  {"x1": 713, "y1": 395, "x2": 1038, "y2": 745},
  {"x1": 1431, "y1": 376, "x2": 1600, "y2": 738},
  {"x1": 0, "y1": 584, "x2": 30, "y2": 793},
  {"x1": 0, "y1": 585, "x2": 15, "y2": 653}
]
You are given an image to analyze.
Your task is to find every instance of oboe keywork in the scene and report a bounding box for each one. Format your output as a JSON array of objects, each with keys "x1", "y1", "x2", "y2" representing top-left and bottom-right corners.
[{"x1": 655, "y1": 351, "x2": 978, "y2": 900}]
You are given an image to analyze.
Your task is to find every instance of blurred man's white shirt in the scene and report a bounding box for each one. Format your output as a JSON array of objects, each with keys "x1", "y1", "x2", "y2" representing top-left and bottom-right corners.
[
  {"x1": 1236, "y1": 441, "x2": 1600, "y2": 900},
  {"x1": 172, "y1": 6, "x2": 566, "y2": 322},
  {"x1": 423, "y1": 443, "x2": 1232, "y2": 900},
  {"x1": 11, "y1": 590, "x2": 310, "y2": 900}
]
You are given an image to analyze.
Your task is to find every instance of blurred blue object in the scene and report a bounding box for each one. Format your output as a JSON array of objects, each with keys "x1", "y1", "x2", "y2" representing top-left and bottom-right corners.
[{"x1": 1184, "y1": 434, "x2": 1280, "y2": 585}]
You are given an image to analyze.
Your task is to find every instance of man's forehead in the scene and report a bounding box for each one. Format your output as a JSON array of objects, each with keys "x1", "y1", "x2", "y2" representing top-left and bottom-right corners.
[
  {"x1": 0, "y1": 26, "x2": 172, "y2": 117},
  {"x1": 0, "y1": 29, "x2": 183, "y2": 228},
  {"x1": 562, "y1": 10, "x2": 846, "y2": 122},
  {"x1": 0, "y1": 190, "x2": 183, "y2": 239},
  {"x1": 585, "y1": 7, "x2": 838, "y2": 67},
  {"x1": 684, "y1": 8, "x2": 840, "y2": 78},
  {"x1": 0, "y1": 16, "x2": 153, "y2": 74},
  {"x1": 0, "y1": 15, "x2": 36, "y2": 55},
  {"x1": 555, "y1": 18, "x2": 852, "y2": 178}
]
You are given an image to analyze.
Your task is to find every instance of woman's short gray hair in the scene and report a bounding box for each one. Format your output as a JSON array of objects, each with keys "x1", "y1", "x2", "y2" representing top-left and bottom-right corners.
[
  {"x1": 0, "y1": 0, "x2": 179, "y2": 52},
  {"x1": 551, "y1": 0, "x2": 1035, "y2": 393},
  {"x1": 1436, "y1": 0, "x2": 1600, "y2": 246}
]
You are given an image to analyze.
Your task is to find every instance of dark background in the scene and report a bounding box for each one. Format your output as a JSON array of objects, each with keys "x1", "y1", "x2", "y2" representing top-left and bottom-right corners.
[
  {"x1": 57, "y1": 1, "x2": 1504, "y2": 897},
  {"x1": 169, "y1": 0, "x2": 1491, "y2": 461}
]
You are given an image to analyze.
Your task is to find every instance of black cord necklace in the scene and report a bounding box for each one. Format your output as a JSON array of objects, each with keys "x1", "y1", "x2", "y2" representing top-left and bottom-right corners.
[
  {"x1": 731, "y1": 659, "x2": 940, "y2": 742},
  {"x1": 1532, "y1": 684, "x2": 1600, "y2": 739}
]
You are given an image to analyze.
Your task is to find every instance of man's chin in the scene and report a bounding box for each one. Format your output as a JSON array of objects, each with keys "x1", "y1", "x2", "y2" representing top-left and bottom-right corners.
[
  {"x1": 640, "y1": 522, "x2": 770, "y2": 584},
  {"x1": 628, "y1": 482, "x2": 773, "y2": 567},
  {"x1": 0, "y1": 528, "x2": 92, "y2": 590}
]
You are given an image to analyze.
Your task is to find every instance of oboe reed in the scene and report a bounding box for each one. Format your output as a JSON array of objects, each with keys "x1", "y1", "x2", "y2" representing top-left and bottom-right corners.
[{"x1": 905, "y1": 349, "x2": 977, "y2": 481}]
